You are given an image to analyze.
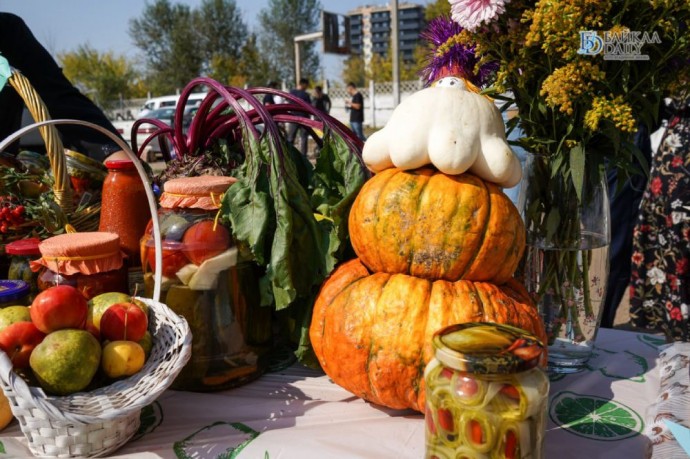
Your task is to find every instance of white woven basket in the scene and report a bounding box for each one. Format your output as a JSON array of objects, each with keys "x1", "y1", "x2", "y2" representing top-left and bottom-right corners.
[{"x1": 0, "y1": 120, "x2": 192, "y2": 457}]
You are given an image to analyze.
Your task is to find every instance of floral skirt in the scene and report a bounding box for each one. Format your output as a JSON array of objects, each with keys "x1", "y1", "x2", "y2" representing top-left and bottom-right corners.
[{"x1": 630, "y1": 111, "x2": 690, "y2": 341}]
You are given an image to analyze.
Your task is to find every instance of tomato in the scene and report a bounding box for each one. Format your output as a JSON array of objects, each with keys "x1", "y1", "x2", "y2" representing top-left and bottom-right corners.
[
  {"x1": 455, "y1": 375, "x2": 479, "y2": 398},
  {"x1": 437, "y1": 408, "x2": 454, "y2": 432},
  {"x1": 146, "y1": 240, "x2": 190, "y2": 278},
  {"x1": 182, "y1": 220, "x2": 231, "y2": 265}
]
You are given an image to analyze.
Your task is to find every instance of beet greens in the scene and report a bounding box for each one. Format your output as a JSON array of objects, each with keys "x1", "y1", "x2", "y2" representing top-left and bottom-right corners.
[{"x1": 133, "y1": 77, "x2": 369, "y2": 365}]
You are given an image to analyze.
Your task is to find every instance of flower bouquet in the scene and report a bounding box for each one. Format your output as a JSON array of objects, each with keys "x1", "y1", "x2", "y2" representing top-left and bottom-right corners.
[{"x1": 447, "y1": 0, "x2": 690, "y2": 370}]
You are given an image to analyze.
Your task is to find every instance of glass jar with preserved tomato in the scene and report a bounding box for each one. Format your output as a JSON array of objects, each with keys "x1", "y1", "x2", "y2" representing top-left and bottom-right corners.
[
  {"x1": 140, "y1": 176, "x2": 272, "y2": 392},
  {"x1": 30, "y1": 232, "x2": 129, "y2": 300},
  {"x1": 5, "y1": 237, "x2": 41, "y2": 300},
  {"x1": 0, "y1": 280, "x2": 31, "y2": 307},
  {"x1": 424, "y1": 323, "x2": 549, "y2": 459}
]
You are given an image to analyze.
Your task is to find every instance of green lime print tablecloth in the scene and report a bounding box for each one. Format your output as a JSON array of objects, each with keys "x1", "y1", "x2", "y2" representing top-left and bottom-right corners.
[{"x1": 0, "y1": 329, "x2": 671, "y2": 458}]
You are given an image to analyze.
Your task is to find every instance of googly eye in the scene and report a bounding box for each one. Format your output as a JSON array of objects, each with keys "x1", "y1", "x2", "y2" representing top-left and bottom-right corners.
[{"x1": 434, "y1": 77, "x2": 466, "y2": 89}]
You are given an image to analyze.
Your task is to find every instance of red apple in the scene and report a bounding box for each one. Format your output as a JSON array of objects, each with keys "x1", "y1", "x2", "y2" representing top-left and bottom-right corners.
[
  {"x1": 0, "y1": 322, "x2": 46, "y2": 368},
  {"x1": 182, "y1": 220, "x2": 231, "y2": 265},
  {"x1": 100, "y1": 302, "x2": 148, "y2": 342},
  {"x1": 145, "y1": 240, "x2": 190, "y2": 278},
  {"x1": 30, "y1": 285, "x2": 89, "y2": 334}
]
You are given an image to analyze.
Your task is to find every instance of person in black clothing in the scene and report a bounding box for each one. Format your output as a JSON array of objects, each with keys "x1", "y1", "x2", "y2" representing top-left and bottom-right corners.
[
  {"x1": 312, "y1": 86, "x2": 331, "y2": 114},
  {"x1": 0, "y1": 13, "x2": 126, "y2": 162},
  {"x1": 262, "y1": 81, "x2": 280, "y2": 105},
  {"x1": 287, "y1": 78, "x2": 311, "y2": 154},
  {"x1": 345, "y1": 82, "x2": 366, "y2": 141}
]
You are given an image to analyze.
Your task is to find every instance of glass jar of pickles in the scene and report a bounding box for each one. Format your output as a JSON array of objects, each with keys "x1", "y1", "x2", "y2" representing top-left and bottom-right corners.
[
  {"x1": 6, "y1": 237, "x2": 41, "y2": 300},
  {"x1": 424, "y1": 322, "x2": 549, "y2": 459},
  {"x1": 140, "y1": 176, "x2": 272, "y2": 392}
]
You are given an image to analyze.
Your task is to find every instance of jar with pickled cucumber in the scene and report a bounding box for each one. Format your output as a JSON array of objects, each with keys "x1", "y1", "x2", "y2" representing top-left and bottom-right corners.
[
  {"x1": 424, "y1": 323, "x2": 549, "y2": 459},
  {"x1": 140, "y1": 176, "x2": 272, "y2": 392},
  {"x1": 5, "y1": 238, "x2": 41, "y2": 300}
]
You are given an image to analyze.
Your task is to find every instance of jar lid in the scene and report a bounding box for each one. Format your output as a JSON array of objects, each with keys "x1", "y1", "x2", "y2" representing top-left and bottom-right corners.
[
  {"x1": 30, "y1": 232, "x2": 124, "y2": 276},
  {"x1": 432, "y1": 322, "x2": 545, "y2": 374},
  {"x1": 160, "y1": 176, "x2": 237, "y2": 210},
  {"x1": 0, "y1": 280, "x2": 30, "y2": 301},
  {"x1": 5, "y1": 237, "x2": 42, "y2": 256},
  {"x1": 104, "y1": 159, "x2": 136, "y2": 170}
]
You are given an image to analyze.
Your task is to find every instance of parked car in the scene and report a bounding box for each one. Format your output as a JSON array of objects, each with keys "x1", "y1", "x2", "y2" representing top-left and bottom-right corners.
[
  {"x1": 112, "y1": 107, "x2": 176, "y2": 161},
  {"x1": 137, "y1": 93, "x2": 205, "y2": 118}
]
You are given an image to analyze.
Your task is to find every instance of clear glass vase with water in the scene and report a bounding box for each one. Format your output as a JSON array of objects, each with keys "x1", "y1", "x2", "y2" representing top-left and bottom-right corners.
[{"x1": 518, "y1": 153, "x2": 611, "y2": 373}]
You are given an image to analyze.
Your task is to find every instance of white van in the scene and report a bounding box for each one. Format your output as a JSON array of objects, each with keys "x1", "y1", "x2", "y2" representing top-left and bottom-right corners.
[{"x1": 137, "y1": 93, "x2": 206, "y2": 118}]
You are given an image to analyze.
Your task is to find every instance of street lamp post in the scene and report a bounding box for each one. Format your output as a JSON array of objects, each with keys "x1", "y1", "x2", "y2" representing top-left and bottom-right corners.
[{"x1": 391, "y1": 0, "x2": 400, "y2": 107}]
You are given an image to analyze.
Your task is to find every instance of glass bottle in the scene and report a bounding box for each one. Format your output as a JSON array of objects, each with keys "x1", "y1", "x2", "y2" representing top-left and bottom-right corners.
[
  {"x1": 141, "y1": 176, "x2": 272, "y2": 391},
  {"x1": 99, "y1": 159, "x2": 151, "y2": 295},
  {"x1": 424, "y1": 322, "x2": 549, "y2": 459}
]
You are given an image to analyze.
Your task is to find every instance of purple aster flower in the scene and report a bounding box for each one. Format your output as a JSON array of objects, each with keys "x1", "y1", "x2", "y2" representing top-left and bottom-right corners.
[{"x1": 420, "y1": 16, "x2": 497, "y2": 88}]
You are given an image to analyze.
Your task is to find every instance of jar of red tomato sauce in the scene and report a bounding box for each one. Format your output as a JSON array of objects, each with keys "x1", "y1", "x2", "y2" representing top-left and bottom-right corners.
[
  {"x1": 30, "y1": 232, "x2": 129, "y2": 300},
  {"x1": 140, "y1": 176, "x2": 272, "y2": 392},
  {"x1": 424, "y1": 322, "x2": 549, "y2": 459}
]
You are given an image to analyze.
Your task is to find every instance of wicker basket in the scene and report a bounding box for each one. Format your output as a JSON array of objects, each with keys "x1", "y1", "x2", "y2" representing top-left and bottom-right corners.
[
  {"x1": 6, "y1": 68, "x2": 101, "y2": 231},
  {"x1": 0, "y1": 120, "x2": 191, "y2": 457}
]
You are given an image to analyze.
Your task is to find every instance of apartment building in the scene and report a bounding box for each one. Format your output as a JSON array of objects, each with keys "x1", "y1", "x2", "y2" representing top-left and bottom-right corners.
[{"x1": 348, "y1": 3, "x2": 426, "y2": 65}]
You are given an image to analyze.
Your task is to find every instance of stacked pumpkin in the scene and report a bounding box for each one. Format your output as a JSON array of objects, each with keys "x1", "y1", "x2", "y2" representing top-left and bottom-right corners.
[{"x1": 309, "y1": 76, "x2": 547, "y2": 412}]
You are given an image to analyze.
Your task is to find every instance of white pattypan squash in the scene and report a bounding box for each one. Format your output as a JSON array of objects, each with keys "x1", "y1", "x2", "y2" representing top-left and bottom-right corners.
[{"x1": 362, "y1": 77, "x2": 522, "y2": 188}]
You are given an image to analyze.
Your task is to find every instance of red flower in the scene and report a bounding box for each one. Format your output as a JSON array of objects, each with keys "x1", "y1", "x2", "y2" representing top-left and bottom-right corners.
[
  {"x1": 650, "y1": 177, "x2": 663, "y2": 196},
  {"x1": 666, "y1": 301, "x2": 674, "y2": 312},
  {"x1": 670, "y1": 307, "x2": 683, "y2": 322},
  {"x1": 677, "y1": 258, "x2": 689, "y2": 275},
  {"x1": 668, "y1": 274, "x2": 679, "y2": 291},
  {"x1": 671, "y1": 156, "x2": 683, "y2": 168},
  {"x1": 632, "y1": 251, "x2": 644, "y2": 266}
]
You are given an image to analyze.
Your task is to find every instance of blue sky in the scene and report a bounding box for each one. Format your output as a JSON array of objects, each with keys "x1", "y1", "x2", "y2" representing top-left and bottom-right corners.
[{"x1": 0, "y1": 0, "x2": 430, "y2": 82}]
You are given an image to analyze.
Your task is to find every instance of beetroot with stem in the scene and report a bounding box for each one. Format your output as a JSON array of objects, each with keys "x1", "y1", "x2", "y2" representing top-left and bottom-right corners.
[{"x1": 136, "y1": 77, "x2": 370, "y2": 365}]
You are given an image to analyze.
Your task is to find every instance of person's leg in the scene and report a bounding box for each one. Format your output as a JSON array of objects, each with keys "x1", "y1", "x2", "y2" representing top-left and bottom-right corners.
[
  {"x1": 600, "y1": 124, "x2": 652, "y2": 328},
  {"x1": 350, "y1": 122, "x2": 367, "y2": 141},
  {"x1": 286, "y1": 123, "x2": 297, "y2": 144},
  {"x1": 299, "y1": 127, "x2": 308, "y2": 156}
]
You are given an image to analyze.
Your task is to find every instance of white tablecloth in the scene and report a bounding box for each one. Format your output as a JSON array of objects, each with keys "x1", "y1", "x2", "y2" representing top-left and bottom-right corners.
[{"x1": 0, "y1": 328, "x2": 666, "y2": 458}]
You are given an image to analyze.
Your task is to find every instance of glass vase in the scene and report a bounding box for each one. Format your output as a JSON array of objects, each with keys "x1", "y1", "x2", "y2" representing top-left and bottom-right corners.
[{"x1": 517, "y1": 153, "x2": 611, "y2": 374}]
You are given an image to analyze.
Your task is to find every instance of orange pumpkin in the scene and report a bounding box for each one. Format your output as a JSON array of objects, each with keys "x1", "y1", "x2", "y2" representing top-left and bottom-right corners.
[
  {"x1": 349, "y1": 168, "x2": 525, "y2": 284},
  {"x1": 309, "y1": 259, "x2": 546, "y2": 412}
]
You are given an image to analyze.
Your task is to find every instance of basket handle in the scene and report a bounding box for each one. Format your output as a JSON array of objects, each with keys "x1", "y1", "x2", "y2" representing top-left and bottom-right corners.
[
  {"x1": 0, "y1": 119, "x2": 163, "y2": 302},
  {"x1": 8, "y1": 70, "x2": 73, "y2": 214}
]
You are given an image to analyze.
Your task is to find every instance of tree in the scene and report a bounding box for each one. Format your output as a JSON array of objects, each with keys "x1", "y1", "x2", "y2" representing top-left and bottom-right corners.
[
  {"x1": 58, "y1": 45, "x2": 143, "y2": 109},
  {"x1": 129, "y1": 0, "x2": 203, "y2": 94},
  {"x1": 257, "y1": 0, "x2": 322, "y2": 85},
  {"x1": 341, "y1": 55, "x2": 366, "y2": 87},
  {"x1": 236, "y1": 34, "x2": 278, "y2": 87},
  {"x1": 424, "y1": 0, "x2": 451, "y2": 20},
  {"x1": 194, "y1": 0, "x2": 248, "y2": 83}
]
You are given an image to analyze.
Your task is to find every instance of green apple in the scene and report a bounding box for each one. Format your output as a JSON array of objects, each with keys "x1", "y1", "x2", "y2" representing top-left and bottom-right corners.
[{"x1": 0, "y1": 306, "x2": 32, "y2": 332}]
